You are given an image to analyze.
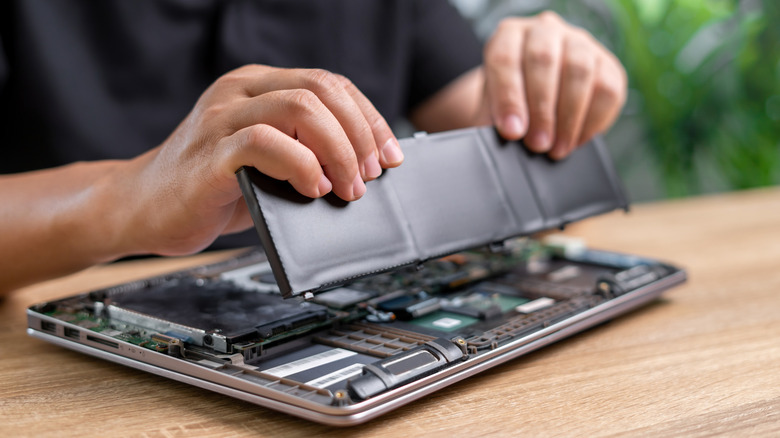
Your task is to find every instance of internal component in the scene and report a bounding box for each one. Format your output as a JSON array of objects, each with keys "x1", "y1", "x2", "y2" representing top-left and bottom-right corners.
[
  {"x1": 104, "y1": 277, "x2": 332, "y2": 354},
  {"x1": 347, "y1": 337, "x2": 466, "y2": 400},
  {"x1": 597, "y1": 264, "x2": 670, "y2": 297},
  {"x1": 464, "y1": 295, "x2": 600, "y2": 353},
  {"x1": 440, "y1": 282, "x2": 529, "y2": 319},
  {"x1": 315, "y1": 322, "x2": 435, "y2": 358},
  {"x1": 29, "y1": 237, "x2": 682, "y2": 406},
  {"x1": 312, "y1": 287, "x2": 374, "y2": 309}
]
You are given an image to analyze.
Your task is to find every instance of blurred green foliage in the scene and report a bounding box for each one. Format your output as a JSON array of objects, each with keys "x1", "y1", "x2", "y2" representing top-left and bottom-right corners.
[{"x1": 608, "y1": 0, "x2": 780, "y2": 197}]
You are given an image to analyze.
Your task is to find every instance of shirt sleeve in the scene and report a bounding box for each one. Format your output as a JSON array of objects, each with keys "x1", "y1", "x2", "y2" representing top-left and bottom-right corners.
[{"x1": 406, "y1": 0, "x2": 483, "y2": 112}]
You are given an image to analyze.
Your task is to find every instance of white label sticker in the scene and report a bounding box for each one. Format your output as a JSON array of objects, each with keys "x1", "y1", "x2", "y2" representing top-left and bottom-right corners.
[
  {"x1": 515, "y1": 297, "x2": 555, "y2": 314},
  {"x1": 432, "y1": 317, "x2": 462, "y2": 329},
  {"x1": 304, "y1": 363, "x2": 365, "y2": 389},
  {"x1": 262, "y1": 348, "x2": 357, "y2": 378},
  {"x1": 547, "y1": 265, "x2": 582, "y2": 283}
]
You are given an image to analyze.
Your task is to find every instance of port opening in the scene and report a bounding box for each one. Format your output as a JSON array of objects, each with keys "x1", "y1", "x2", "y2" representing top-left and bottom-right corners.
[
  {"x1": 40, "y1": 320, "x2": 56, "y2": 334},
  {"x1": 63, "y1": 327, "x2": 80, "y2": 340},
  {"x1": 86, "y1": 335, "x2": 119, "y2": 349}
]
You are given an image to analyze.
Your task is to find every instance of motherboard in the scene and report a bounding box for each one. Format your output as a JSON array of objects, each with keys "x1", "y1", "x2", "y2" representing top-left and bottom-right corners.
[{"x1": 30, "y1": 236, "x2": 678, "y2": 406}]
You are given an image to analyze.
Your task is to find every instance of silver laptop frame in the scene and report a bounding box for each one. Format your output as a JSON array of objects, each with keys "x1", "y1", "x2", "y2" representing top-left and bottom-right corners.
[{"x1": 27, "y1": 269, "x2": 684, "y2": 426}]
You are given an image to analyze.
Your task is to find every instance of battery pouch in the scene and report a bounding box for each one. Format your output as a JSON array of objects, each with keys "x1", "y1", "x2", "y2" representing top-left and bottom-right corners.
[{"x1": 237, "y1": 126, "x2": 628, "y2": 298}]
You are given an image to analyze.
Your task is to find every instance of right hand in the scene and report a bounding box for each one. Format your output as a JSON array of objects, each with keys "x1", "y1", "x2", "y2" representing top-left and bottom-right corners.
[
  {"x1": 118, "y1": 65, "x2": 404, "y2": 256},
  {"x1": 481, "y1": 12, "x2": 627, "y2": 159}
]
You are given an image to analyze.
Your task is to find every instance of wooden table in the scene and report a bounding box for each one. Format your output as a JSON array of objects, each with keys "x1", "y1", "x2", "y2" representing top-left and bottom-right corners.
[{"x1": 2, "y1": 188, "x2": 779, "y2": 437}]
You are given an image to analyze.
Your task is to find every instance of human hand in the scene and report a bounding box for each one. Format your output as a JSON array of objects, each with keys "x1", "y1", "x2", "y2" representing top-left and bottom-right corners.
[
  {"x1": 117, "y1": 65, "x2": 403, "y2": 256},
  {"x1": 482, "y1": 11, "x2": 627, "y2": 159}
]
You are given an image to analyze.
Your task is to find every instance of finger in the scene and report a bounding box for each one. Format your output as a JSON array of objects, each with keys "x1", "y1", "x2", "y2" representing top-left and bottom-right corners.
[
  {"x1": 219, "y1": 124, "x2": 332, "y2": 199},
  {"x1": 576, "y1": 52, "x2": 627, "y2": 146},
  {"x1": 237, "y1": 69, "x2": 382, "y2": 181},
  {"x1": 483, "y1": 18, "x2": 528, "y2": 140},
  {"x1": 335, "y1": 74, "x2": 403, "y2": 170},
  {"x1": 522, "y1": 16, "x2": 564, "y2": 153},
  {"x1": 549, "y1": 34, "x2": 597, "y2": 160},
  {"x1": 230, "y1": 89, "x2": 366, "y2": 201}
]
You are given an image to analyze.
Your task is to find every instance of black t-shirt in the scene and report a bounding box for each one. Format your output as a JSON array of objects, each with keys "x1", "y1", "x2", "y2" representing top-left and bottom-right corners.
[{"x1": 0, "y1": 0, "x2": 482, "y2": 248}]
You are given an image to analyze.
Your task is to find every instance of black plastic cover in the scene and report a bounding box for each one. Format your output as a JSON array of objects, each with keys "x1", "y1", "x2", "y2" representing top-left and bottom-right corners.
[
  {"x1": 237, "y1": 126, "x2": 628, "y2": 298},
  {"x1": 347, "y1": 337, "x2": 465, "y2": 401}
]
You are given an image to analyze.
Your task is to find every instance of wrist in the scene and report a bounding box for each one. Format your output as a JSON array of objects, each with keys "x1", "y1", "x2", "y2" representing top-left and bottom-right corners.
[
  {"x1": 88, "y1": 150, "x2": 160, "y2": 261},
  {"x1": 61, "y1": 157, "x2": 152, "y2": 266}
]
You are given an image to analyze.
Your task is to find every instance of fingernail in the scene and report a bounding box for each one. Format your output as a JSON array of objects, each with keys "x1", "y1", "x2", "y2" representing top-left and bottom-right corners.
[
  {"x1": 364, "y1": 153, "x2": 382, "y2": 179},
  {"x1": 528, "y1": 131, "x2": 551, "y2": 152},
  {"x1": 550, "y1": 141, "x2": 568, "y2": 159},
  {"x1": 549, "y1": 142, "x2": 570, "y2": 160},
  {"x1": 502, "y1": 114, "x2": 524, "y2": 138},
  {"x1": 381, "y1": 138, "x2": 404, "y2": 165},
  {"x1": 549, "y1": 149, "x2": 567, "y2": 160},
  {"x1": 318, "y1": 174, "x2": 332, "y2": 196},
  {"x1": 352, "y1": 173, "x2": 366, "y2": 199}
]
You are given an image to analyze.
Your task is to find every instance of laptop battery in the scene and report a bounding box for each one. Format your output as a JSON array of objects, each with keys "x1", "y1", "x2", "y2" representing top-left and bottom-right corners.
[{"x1": 237, "y1": 126, "x2": 628, "y2": 299}]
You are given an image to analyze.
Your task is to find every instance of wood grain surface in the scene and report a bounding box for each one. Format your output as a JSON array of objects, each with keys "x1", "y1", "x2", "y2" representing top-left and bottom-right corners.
[{"x1": 2, "y1": 188, "x2": 779, "y2": 437}]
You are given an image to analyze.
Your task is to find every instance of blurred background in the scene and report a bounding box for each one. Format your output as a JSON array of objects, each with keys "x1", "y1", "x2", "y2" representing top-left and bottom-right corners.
[{"x1": 452, "y1": 0, "x2": 780, "y2": 201}]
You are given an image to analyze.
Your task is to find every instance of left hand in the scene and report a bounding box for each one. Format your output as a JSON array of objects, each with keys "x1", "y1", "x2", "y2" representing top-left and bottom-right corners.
[{"x1": 481, "y1": 11, "x2": 627, "y2": 159}]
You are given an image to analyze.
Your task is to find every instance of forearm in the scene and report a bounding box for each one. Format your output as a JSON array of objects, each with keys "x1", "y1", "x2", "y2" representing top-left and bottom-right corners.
[
  {"x1": 409, "y1": 67, "x2": 486, "y2": 133},
  {"x1": 0, "y1": 159, "x2": 140, "y2": 294}
]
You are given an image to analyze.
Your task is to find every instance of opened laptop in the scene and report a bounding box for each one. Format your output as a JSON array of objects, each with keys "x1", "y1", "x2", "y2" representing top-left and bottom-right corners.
[{"x1": 27, "y1": 127, "x2": 686, "y2": 426}]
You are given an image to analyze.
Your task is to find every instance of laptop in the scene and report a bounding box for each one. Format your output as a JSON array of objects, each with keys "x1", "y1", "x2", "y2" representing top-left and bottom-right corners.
[{"x1": 27, "y1": 127, "x2": 686, "y2": 426}]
